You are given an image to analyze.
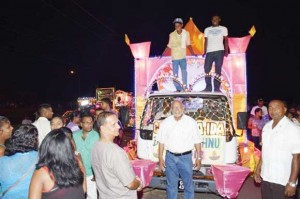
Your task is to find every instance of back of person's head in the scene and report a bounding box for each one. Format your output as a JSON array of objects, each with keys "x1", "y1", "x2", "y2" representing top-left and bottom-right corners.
[
  {"x1": 37, "y1": 128, "x2": 83, "y2": 188},
  {"x1": 5, "y1": 124, "x2": 38, "y2": 156},
  {"x1": 101, "y1": 97, "x2": 112, "y2": 108},
  {"x1": 60, "y1": 126, "x2": 76, "y2": 151},
  {"x1": 34, "y1": 103, "x2": 52, "y2": 120},
  {"x1": 70, "y1": 110, "x2": 81, "y2": 121}
]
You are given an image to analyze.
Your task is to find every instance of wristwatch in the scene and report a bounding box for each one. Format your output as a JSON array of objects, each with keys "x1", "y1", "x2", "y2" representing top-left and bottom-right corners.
[{"x1": 288, "y1": 182, "x2": 297, "y2": 188}]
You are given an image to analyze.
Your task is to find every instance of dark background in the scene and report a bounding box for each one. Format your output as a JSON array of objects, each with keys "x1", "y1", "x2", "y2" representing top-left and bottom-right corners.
[{"x1": 1, "y1": 1, "x2": 299, "y2": 108}]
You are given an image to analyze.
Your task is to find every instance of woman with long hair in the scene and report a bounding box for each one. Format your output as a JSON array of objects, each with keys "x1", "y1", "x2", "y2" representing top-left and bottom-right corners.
[
  {"x1": 0, "y1": 124, "x2": 38, "y2": 199},
  {"x1": 29, "y1": 128, "x2": 86, "y2": 199}
]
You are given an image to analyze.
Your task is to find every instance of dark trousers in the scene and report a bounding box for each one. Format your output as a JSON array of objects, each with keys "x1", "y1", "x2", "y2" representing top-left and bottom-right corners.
[
  {"x1": 204, "y1": 50, "x2": 224, "y2": 91},
  {"x1": 251, "y1": 136, "x2": 261, "y2": 150},
  {"x1": 262, "y1": 180, "x2": 296, "y2": 199}
]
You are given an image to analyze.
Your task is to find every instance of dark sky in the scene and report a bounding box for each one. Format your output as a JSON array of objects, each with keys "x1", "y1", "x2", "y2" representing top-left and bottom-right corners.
[{"x1": 1, "y1": 1, "x2": 299, "y2": 105}]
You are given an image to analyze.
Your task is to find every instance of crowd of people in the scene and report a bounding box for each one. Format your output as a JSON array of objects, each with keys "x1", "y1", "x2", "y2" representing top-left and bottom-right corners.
[
  {"x1": 0, "y1": 97, "x2": 142, "y2": 199},
  {"x1": 1, "y1": 15, "x2": 300, "y2": 199}
]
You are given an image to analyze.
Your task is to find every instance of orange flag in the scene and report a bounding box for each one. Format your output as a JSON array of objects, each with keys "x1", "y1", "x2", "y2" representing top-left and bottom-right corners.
[
  {"x1": 184, "y1": 17, "x2": 205, "y2": 55},
  {"x1": 248, "y1": 25, "x2": 256, "y2": 37},
  {"x1": 125, "y1": 34, "x2": 130, "y2": 46}
]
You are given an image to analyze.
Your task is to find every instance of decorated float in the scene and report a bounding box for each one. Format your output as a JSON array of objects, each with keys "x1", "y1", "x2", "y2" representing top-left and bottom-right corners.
[{"x1": 125, "y1": 18, "x2": 257, "y2": 196}]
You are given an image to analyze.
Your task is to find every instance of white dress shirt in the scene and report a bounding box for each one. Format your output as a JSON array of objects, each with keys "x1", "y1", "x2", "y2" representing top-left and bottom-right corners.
[
  {"x1": 156, "y1": 114, "x2": 203, "y2": 153},
  {"x1": 261, "y1": 116, "x2": 300, "y2": 186},
  {"x1": 32, "y1": 117, "x2": 51, "y2": 146}
]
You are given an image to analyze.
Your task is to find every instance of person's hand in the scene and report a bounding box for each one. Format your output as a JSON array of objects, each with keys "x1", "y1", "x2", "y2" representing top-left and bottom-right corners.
[
  {"x1": 159, "y1": 158, "x2": 166, "y2": 172},
  {"x1": 285, "y1": 183, "x2": 297, "y2": 197},
  {"x1": 202, "y1": 53, "x2": 206, "y2": 58},
  {"x1": 193, "y1": 158, "x2": 201, "y2": 170},
  {"x1": 192, "y1": 53, "x2": 198, "y2": 58},
  {"x1": 253, "y1": 169, "x2": 262, "y2": 183},
  {"x1": 224, "y1": 51, "x2": 229, "y2": 57},
  {"x1": 136, "y1": 176, "x2": 144, "y2": 191}
]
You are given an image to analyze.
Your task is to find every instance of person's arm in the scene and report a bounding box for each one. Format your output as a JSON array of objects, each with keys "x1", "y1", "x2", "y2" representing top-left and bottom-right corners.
[
  {"x1": 28, "y1": 169, "x2": 44, "y2": 199},
  {"x1": 284, "y1": 153, "x2": 300, "y2": 197},
  {"x1": 248, "y1": 117, "x2": 253, "y2": 129},
  {"x1": 77, "y1": 154, "x2": 87, "y2": 193},
  {"x1": 203, "y1": 37, "x2": 208, "y2": 57},
  {"x1": 126, "y1": 176, "x2": 142, "y2": 190},
  {"x1": 224, "y1": 36, "x2": 229, "y2": 57},
  {"x1": 158, "y1": 142, "x2": 166, "y2": 171},
  {"x1": 193, "y1": 143, "x2": 202, "y2": 170},
  {"x1": 187, "y1": 45, "x2": 197, "y2": 57},
  {"x1": 161, "y1": 47, "x2": 170, "y2": 57},
  {"x1": 0, "y1": 147, "x2": 5, "y2": 157}
]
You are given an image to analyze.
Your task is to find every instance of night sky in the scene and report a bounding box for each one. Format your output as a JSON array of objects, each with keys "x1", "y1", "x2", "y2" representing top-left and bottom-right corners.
[{"x1": 1, "y1": 1, "x2": 299, "y2": 106}]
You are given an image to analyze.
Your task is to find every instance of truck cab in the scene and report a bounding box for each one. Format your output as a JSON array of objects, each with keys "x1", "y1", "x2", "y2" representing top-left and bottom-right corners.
[{"x1": 137, "y1": 91, "x2": 238, "y2": 192}]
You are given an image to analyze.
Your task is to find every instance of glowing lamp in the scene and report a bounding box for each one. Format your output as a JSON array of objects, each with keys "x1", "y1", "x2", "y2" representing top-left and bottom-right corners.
[
  {"x1": 228, "y1": 35, "x2": 251, "y2": 53},
  {"x1": 129, "y1": 41, "x2": 151, "y2": 59}
]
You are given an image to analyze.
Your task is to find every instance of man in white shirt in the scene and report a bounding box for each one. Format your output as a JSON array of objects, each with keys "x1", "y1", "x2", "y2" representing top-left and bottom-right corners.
[
  {"x1": 254, "y1": 100, "x2": 300, "y2": 198},
  {"x1": 32, "y1": 104, "x2": 53, "y2": 146},
  {"x1": 203, "y1": 14, "x2": 229, "y2": 92},
  {"x1": 250, "y1": 98, "x2": 269, "y2": 118},
  {"x1": 157, "y1": 100, "x2": 203, "y2": 199}
]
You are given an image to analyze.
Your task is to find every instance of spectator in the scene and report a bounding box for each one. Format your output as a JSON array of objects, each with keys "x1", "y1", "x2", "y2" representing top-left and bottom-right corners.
[
  {"x1": 0, "y1": 116, "x2": 13, "y2": 157},
  {"x1": 32, "y1": 103, "x2": 54, "y2": 145},
  {"x1": 73, "y1": 114, "x2": 99, "y2": 199},
  {"x1": 21, "y1": 113, "x2": 32, "y2": 125},
  {"x1": 91, "y1": 111, "x2": 143, "y2": 198},
  {"x1": 29, "y1": 128, "x2": 85, "y2": 198},
  {"x1": 50, "y1": 116, "x2": 65, "y2": 130},
  {"x1": 250, "y1": 98, "x2": 268, "y2": 119},
  {"x1": 247, "y1": 108, "x2": 265, "y2": 150},
  {"x1": 101, "y1": 97, "x2": 124, "y2": 145},
  {"x1": 254, "y1": 100, "x2": 300, "y2": 198},
  {"x1": 66, "y1": 110, "x2": 81, "y2": 132},
  {"x1": 0, "y1": 125, "x2": 38, "y2": 199},
  {"x1": 93, "y1": 108, "x2": 103, "y2": 132}
]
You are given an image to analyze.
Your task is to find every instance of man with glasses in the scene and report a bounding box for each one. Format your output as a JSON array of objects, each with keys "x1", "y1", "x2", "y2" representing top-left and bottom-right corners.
[{"x1": 161, "y1": 18, "x2": 197, "y2": 92}]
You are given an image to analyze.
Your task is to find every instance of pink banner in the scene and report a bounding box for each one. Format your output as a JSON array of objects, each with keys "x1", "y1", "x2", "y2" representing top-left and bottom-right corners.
[
  {"x1": 228, "y1": 35, "x2": 251, "y2": 53},
  {"x1": 211, "y1": 164, "x2": 250, "y2": 198},
  {"x1": 130, "y1": 159, "x2": 157, "y2": 187}
]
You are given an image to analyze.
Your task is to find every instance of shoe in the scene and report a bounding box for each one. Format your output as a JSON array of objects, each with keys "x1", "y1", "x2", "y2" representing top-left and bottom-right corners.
[
  {"x1": 202, "y1": 88, "x2": 211, "y2": 92},
  {"x1": 214, "y1": 89, "x2": 221, "y2": 92}
]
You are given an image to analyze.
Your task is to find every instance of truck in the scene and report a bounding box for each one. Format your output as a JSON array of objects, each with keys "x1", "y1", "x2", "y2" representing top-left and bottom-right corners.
[{"x1": 130, "y1": 32, "x2": 251, "y2": 193}]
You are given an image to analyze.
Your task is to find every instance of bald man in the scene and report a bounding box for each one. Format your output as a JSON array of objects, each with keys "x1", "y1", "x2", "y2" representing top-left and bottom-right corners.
[
  {"x1": 254, "y1": 100, "x2": 300, "y2": 198},
  {"x1": 157, "y1": 100, "x2": 203, "y2": 199}
]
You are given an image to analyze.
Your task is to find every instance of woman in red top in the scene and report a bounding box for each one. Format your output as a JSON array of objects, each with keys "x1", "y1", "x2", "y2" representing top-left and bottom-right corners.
[{"x1": 29, "y1": 128, "x2": 86, "y2": 199}]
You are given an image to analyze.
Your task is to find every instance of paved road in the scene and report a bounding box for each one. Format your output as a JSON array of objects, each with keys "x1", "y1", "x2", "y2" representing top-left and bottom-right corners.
[{"x1": 138, "y1": 176, "x2": 262, "y2": 199}]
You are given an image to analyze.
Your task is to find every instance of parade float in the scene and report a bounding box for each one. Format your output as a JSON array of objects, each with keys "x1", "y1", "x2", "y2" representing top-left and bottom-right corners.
[{"x1": 126, "y1": 18, "x2": 257, "y2": 196}]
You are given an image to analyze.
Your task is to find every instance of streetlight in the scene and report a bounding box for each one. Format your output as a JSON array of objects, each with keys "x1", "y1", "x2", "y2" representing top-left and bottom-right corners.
[{"x1": 69, "y1": 67, "x2": 81, "y2": 96}]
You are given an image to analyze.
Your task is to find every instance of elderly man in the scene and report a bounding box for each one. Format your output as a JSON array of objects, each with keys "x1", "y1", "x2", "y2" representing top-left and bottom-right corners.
[
  {"x1": 254, "y1": 100, "x2": 300, "y2": 198},
  {"x1": 157, "y1": 100, "x2": 203, "y2": 199}
]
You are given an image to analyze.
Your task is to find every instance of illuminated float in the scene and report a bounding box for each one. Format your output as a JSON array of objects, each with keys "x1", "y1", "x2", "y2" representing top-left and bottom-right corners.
[{"x1": 126, "y1": 18, "x2": 256, "y2": 195}]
